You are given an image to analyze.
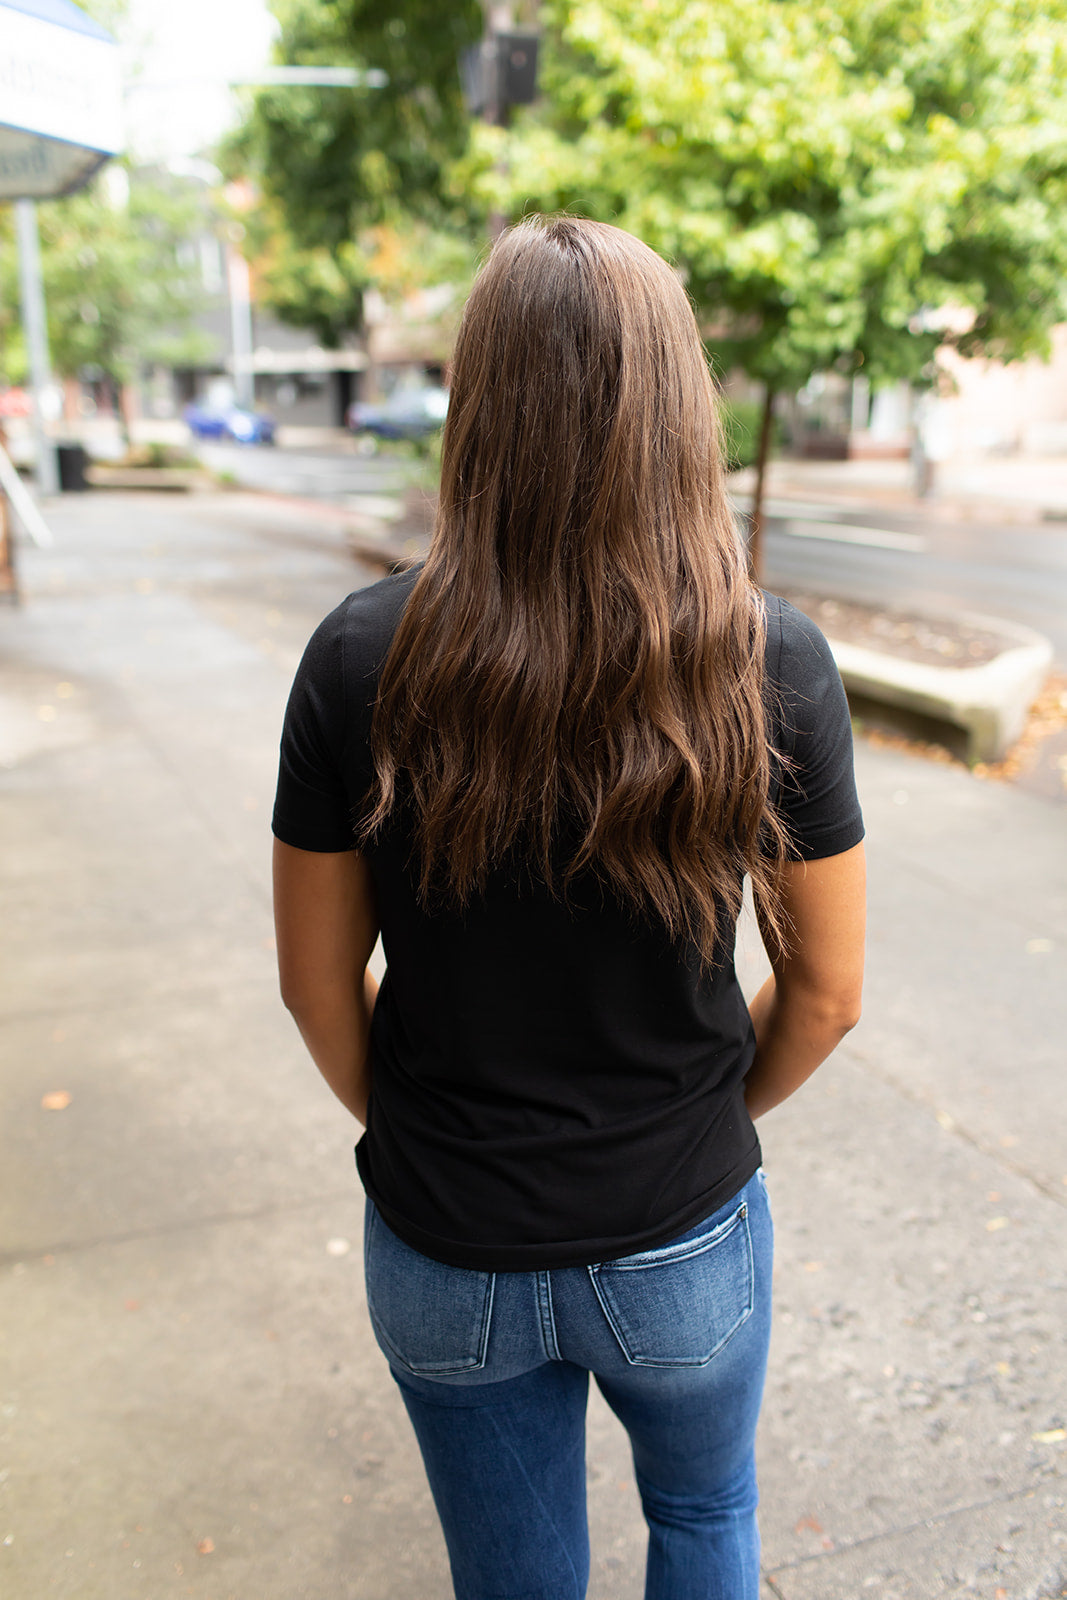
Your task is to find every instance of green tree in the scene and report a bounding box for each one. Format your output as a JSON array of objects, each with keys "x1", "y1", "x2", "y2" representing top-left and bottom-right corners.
[
  {"x1": 1, "y1": 170, "x2": 212, "y2": 406},
  {"x1": 229, "y1": 0, "x2": 484, "y2": 253},
  {"x1": 462, "y1": 0, "x2": 1067, "y2": 572},
  {"x1": 235, "y1": 195, "x2": 478, "y2": 352},
  {"x1": 236, "y1": 194, "x2": 372, "y2": 349},
  {"x1": 221, "y1": 0, "x2": 484, "y2": 359}
]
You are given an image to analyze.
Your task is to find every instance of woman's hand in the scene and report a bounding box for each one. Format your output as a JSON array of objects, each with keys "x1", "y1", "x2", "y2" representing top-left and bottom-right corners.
[
  {"x1": 744, "y1": 842, "x2": 866, "y2": 1119},
  {"x1": 272, "y1": 841, "x2": 381, "y2": 1125}
]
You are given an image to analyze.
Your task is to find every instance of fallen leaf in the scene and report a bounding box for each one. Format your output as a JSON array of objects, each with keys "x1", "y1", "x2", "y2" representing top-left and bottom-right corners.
[
  {"x1": 124, "y1": 1299, "x2": 140, "y2": 1312},
  {"x1": 996, "y1": 1589, "x2": 1008, "y2": 1598},
  {"x1": 803, "y1": 1261, "x2": 824, "y2": 1273},
  {"x1": 985, "y1": 1216, "x2": 1010, "y2": 1232},
  {"x1": 197, "y1": 1537, "x2": 215, "y2": 1555},
  {"x1": 1032, "y1": 1428, "x2": 1066, "y2": 1444},
  {"x1": 795, "y1": 1514, "x2": 823, "y2": 1535},
  {"x1": 41, "y1": 1090, "x2": 71, "y2": 1111}
]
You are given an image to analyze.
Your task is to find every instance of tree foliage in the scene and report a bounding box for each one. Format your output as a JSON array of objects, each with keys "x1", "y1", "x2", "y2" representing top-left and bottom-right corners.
[
  {"x1": 228, "y1": 0, "x2": 484, "y2": 253},
  {"x1": 236, "y1": 199, "x2": 480, "y2": 350},
  {"x1": 464, "y1": 0, "x2": 1067, "y2": 393},
  {"x1": 458, "y1": 0, "x2": 1067, "y2": 568},
  {"x1": 237, "y1": 195, "x2": 372, "y2": 348},
  {"x1": 0, "y1": 171, "x2": 212, "y2": 388}
]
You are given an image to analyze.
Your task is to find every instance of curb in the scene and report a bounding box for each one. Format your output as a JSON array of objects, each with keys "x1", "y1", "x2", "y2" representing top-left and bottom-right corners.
[
  {"x1": 346, "y1": 526, "x2": 421, "y2": 574},
  {"x1": 85, "y1": 466, "x2": 209, "y2": 492}
]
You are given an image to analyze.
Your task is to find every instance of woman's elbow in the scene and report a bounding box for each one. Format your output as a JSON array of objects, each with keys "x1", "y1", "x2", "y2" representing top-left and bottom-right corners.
[
  {"x1": 278, "y1": 969, "x2": 318, "y2": 1020},
  {"x1": 826, "y1": 979, "x2": 863, "y2": 1035},
  {"x1": 836, "y1": 996, "x2": 863, "y2": 1035},
  {"x1": 790, "y1": 979, "x2": 863, "y2": 1038}
]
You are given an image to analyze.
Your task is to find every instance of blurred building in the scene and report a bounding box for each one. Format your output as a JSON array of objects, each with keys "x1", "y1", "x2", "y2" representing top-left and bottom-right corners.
[{"x1": 724, "y1": 324, "x2": 1067, "y2": 464}]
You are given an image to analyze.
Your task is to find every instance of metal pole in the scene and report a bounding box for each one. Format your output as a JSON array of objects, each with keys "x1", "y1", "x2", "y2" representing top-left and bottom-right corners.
[
  {"x1": 14, "y1": 199, "x2": 60, "y2": 497},
  {"x1": 226, "y1": 244, "x2": 255, "y2": 411},
  {"x1": 484, "y1": 2, "x2": 514, "y2": 240}
]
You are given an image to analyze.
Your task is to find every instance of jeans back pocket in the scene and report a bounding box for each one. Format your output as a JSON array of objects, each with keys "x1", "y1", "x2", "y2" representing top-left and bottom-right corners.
[
  {"x1": 364, "y1": 1205, "x2": 495, "y2": 1377},
  {"x1": 588, "y1": 1200, "x2": 754, "y2": 1367}
]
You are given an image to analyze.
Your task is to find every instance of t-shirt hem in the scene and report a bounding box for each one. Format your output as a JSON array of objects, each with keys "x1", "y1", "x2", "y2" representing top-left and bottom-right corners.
[
  {"x1": 789, "y1": 817, "x2": 865, "y2": 862},
  {"x1": 272, "y1": 811, "x2": 356, "y2": 852},
  {"x1": 357, "y1": 1142, "x2": 762, "y2": 1272}
]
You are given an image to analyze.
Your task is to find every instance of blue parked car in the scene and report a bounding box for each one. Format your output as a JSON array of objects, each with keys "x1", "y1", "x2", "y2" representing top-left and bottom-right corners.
[
  {"x1": 184, "y1": 403, "x2": 276, "y2": 445},
  {"x1": 346, "y1": 386, "x2": 449, "y2": 441}
]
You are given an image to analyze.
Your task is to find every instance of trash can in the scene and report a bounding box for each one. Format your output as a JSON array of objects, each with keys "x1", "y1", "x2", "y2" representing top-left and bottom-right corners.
[{"x1": 56, "y1": 443, "x2": 89, "y2": 491}]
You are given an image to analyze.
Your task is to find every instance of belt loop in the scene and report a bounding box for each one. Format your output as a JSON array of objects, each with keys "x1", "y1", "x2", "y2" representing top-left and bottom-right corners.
[{"x1": 535, "y1": 1270, "x2": 561, "y2": 1361}]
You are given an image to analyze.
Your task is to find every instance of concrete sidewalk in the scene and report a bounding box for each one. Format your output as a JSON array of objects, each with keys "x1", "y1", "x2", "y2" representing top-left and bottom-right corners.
[
  {"x1": 2, "y1": 492, "x2": 1064, "y2": 1600},
  {"x1": 728, "y1": 451, "x2": 1067, "y2": 524}
]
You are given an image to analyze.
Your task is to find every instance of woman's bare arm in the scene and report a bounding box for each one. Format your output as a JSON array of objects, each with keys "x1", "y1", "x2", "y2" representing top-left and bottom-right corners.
[
  {"x1": 272, "y1": 841, "x2": 381, "y2": 1125},
  {"x1": 744, "y1": 842, "x2": 866, "y2": 1120}
]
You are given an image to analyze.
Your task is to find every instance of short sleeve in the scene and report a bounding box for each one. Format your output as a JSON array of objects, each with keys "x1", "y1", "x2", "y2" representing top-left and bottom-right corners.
[
  {"x1": 766, "y1": 596, "x2": 865, "y2": 861},
  {"x1": 272, "y1": 601, "x2": 356, "y2": 852}
]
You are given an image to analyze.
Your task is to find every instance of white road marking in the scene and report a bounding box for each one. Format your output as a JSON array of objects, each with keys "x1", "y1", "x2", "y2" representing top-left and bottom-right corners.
[{"x1": 782, "y1": 519, "x2": 925, "y2": 552}]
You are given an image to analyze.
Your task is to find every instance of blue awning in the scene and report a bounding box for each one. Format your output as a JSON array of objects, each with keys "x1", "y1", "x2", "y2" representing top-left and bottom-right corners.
[{"x1": 0, "y1": 0, "x2": 114, "y2": 41}]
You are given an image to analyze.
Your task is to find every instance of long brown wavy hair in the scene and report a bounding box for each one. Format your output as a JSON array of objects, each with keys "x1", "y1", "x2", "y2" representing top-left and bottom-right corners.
[{"x1": 364, "y1": 215, "x2": 790, "y2": 965}]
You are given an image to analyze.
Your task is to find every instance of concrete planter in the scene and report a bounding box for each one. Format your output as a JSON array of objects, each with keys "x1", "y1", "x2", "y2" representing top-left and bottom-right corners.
[{"x1": 829, "y1": 617, "x2": 1053, "y2": 764}]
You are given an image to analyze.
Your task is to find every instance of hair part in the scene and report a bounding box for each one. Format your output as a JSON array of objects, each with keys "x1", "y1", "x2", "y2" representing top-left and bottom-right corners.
[{"x1": 363, "y1": 215, "x2": 791, "y2": 965}]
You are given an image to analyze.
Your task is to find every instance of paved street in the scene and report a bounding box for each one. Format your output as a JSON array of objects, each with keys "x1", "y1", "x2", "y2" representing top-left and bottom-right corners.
[
  {"x1": 1, "y1": 490, "x2": 1065, "y2": 1599},
  {"x1": 760, "y1": 503, "x2": 1067, "y2": 666},
  {"x1": 195, "y1": 440, "x2": 421, "y2": 505},
  {"x1": 194, "y1": 436, "x2": 1067, "y2": 664}
]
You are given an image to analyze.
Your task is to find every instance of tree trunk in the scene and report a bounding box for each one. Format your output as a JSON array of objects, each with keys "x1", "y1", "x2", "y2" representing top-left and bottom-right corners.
[
  {"x1": 118, "y1": 380, "x2": 137, "y2": 451},
  {"x1": 748, "y1": 385, "x2": 776, "y2": 583}
]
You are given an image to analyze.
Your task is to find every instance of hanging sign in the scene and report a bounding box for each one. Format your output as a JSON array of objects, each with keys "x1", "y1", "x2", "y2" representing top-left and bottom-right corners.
[{"x1": 0, "y1": 0, "x2": 123, "y2": 199}]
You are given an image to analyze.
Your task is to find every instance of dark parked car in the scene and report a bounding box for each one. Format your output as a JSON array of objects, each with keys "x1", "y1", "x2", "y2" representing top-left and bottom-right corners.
[
  {"x1": 346, "y1": 386, "x2": 449, "y2": 441},
  {"x1": 183, "y1": 403, "x2": 276, "y2": 445}
]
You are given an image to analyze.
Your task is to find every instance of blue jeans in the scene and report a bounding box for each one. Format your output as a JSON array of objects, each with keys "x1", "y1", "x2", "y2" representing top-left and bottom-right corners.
[{"x1": 363, "y1": 1170, "x2": 773, "y2": 1600}]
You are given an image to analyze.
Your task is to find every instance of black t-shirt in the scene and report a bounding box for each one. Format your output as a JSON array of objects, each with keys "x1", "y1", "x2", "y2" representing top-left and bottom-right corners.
[{"x1": 273, "y1": 569, "x2": 864, "y2": 1270}]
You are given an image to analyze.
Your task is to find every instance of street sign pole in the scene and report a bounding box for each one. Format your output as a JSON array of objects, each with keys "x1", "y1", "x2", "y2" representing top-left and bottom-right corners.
[
  {"x1": 227, "y1": 245, "x2": 256, "y2": 412},
  {"x1": 14, "y1": 198, "x2": 60, "y2": 496}
]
